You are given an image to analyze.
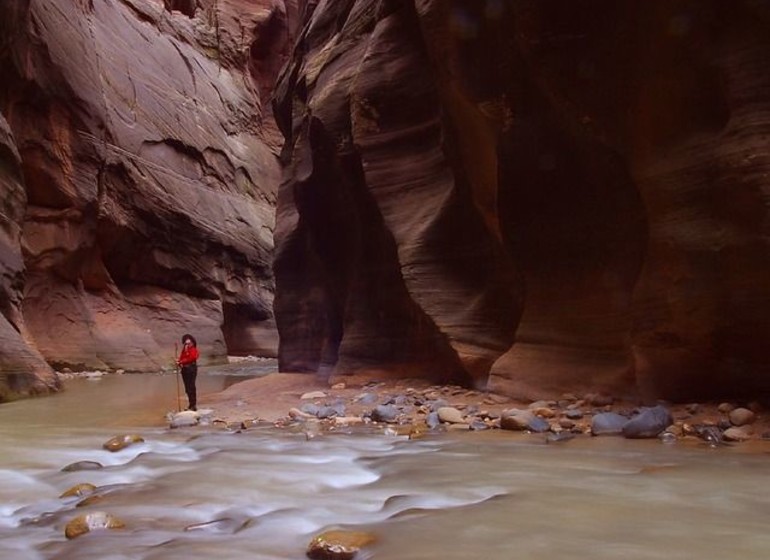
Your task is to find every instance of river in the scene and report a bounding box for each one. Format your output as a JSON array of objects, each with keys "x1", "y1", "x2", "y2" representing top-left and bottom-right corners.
[{"x1": 1, "y1": 368, "x2": 769, "y2": 559}]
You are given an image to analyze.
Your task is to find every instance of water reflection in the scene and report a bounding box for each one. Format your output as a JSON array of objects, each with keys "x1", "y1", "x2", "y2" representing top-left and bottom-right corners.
[{"x1": 0, "y1": 371, "x2": 769, "y2": 559}]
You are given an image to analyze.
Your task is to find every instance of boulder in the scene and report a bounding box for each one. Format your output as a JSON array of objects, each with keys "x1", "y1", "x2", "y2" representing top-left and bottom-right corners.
[
  {"x1": 728, "y1": 407, "x2": 756, "y2": 427},
  {"x1": 622, "y1": 406, "x2": 673, "y2": 439},
  {"x1": 591, "y1": 413, "x2": 628, "y2": 436},
  {"x1": 64, "y1": 511, "x2": 125, "y2": 539},
  {"x1": 306, "y1": 530, "x2": 377, "y2": 560}
]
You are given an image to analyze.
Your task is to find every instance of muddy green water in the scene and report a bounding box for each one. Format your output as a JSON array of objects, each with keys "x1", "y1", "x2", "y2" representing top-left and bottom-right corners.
[{"x1": 1, "y1": 370, "x2": 769, "y2": 559}]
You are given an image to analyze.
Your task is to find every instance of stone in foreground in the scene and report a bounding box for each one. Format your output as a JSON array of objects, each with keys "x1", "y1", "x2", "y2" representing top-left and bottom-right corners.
[
  {"x1": 59, "y1": 483, "x2": 97, "y2": 498},
  {"x1": 102, "y1": 434, "x2": 144, "y2": 452},
  {"x1": 306, "y1": 529, "x2": 376, "y2": 560},
  {"x1": 622, "y1": 405, "x2": 673, "y2": 439},
  {"x1": 64, "y1": 511, "x2": 125, "y2": 539}
]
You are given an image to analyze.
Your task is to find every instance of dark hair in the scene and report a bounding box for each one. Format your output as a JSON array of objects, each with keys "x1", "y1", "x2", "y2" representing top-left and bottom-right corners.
[{"x1": 181, "y1": 334, "x2": 197, "y2": 346}]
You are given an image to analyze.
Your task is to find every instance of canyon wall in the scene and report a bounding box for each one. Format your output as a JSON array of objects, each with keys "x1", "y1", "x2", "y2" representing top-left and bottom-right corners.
[
  {"x1": 274, "y1": 0, "x2": 770, "y2": 402},
  {"x1": 2, "y1": 0, "x2": 769, "y2": 404},
  {"x1": 0, "y1": 0, "x2": 297, "y2": 399}
]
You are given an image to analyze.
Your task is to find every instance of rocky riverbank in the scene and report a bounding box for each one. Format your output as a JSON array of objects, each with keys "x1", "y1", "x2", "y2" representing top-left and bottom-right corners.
[{"x1": 179, "y1": 372, "x2": 770, "y2": 447}]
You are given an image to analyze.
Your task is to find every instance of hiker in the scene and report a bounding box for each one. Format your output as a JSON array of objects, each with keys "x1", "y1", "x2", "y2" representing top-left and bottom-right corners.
[{"x1": 177, "y1": 334, "x2": 199, "y2": 411}]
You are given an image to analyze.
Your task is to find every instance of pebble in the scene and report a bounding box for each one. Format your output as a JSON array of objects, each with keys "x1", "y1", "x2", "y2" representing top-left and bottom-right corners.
[
  {"x1": 590, "y1": 394, "x2": 614, "y2": 407},
  {"x1": 370, "y1": 404, "x2": 399, "y2": 423},
  {"x1": 565, "y1": 409, "x2": 583, "y2": 420},
  {"x1": 437, "y1": 407, "x2": 465, "y2": 424},
  {"x1": 169, "y1": 410, "x2": 200, "y2": 428},
  {"x1": 723, "y1": 426, "x2": 753, "y2": 442},
  {"x1": 288, "y1": 407, "x2": 316, "y2": 419},
  {"x1": 483, "y1": 393, "x2": 510, "y2": 404},
  {"x1": 301, "y1": 391, "x2": 327, "y2": 400},
  {"x1": 717, "y1": 402, "x2": 735, "y2": 413},
  {"x1": 469, "y1": 419, "x2": 490, "y2": 431},
  {"x1": 658, "y1": 431, "x2": 677, "y2": 444},
  {"x1": 685, "y1": 403, "x2": 701, "y2": 415},
  {"x1": 546, "y1": 432, "x2": 575, "y2": 444}
]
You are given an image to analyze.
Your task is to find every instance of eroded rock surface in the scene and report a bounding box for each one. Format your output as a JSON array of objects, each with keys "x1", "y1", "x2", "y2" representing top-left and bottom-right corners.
[
  {"x1": 274, "y1": 0, "x2": 521, "y2": 389},
  {"x1": 0, "y1": 0, "x2": 296, "y2": 397},
  {"x1": 0, "y1": 113, "x2": 60, "y2": 399},
  {"x1": 274, "y1": 0, "x2": 770, "y2": 402}
]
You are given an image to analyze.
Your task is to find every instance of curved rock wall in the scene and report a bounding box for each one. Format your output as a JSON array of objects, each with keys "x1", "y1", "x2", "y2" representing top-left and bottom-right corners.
[
  {"x1": 0, "y1": 114, "x2": 61, "y2": 399},
  {"x1": 0, "y1": 0, "x2": 295, "y2": 399},
  {"x1": 274, "y1": 0, "x2": 770, "y2": 401}
]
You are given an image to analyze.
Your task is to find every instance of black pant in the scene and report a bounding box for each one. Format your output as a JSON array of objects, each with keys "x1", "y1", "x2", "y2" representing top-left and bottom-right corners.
[{"x1": 181, "y1": 364, "x2": 197, "y2": 409}]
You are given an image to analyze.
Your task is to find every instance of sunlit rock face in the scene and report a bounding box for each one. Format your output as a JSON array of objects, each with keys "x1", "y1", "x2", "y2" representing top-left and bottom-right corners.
[
  {"x1": 0, "y1": 0, "x2": 295, "y2": 393},
  {"x1": 274, "y1": 0, "x2": 770, "y2": 401}
]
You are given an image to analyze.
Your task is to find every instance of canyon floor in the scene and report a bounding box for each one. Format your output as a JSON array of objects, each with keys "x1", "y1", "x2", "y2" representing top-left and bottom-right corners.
[{"x1": 194, "y1": 362, "x2": 770, "y2": 446}]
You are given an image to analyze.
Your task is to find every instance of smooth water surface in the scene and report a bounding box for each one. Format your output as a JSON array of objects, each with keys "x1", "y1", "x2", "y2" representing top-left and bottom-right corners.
[{"x1": 1, "y1": 371, "x2": 769, "y2": 559}]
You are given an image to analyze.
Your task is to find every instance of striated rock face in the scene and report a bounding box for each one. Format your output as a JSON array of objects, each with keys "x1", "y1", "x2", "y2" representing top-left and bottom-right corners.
[
  {"x1": 273, "y1": 0, "x2": 521, "y2": 388},
  {"x1": 0, "y1": 0, "x2": 296, "y2": 398},
  {"x1": 274, "y1": 0, "x2": 770, "y2": 401},
  {"x1": 0, "y1": 114, "x2": 60, "y2": 399}
]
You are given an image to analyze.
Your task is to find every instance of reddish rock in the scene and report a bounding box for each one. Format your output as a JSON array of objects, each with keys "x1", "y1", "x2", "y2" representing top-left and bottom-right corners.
[
  {"x1": 273, "y1": 0, "x2": 770, "y2": 402},
  {"x1": 273, "y1": 0, "x2": 521, "y2": 388},
  {"x1": 0, "y1": 114, "x2": 60, "y2": 400},
  {"x1": 0, "y1": 0, "x2": 294, "y2": 386}
]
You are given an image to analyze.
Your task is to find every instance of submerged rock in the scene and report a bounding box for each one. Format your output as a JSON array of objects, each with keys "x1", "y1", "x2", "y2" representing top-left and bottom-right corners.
[
  {"x1": 102, "y1": 434, "x2": 145, "y2": 452},
  {"x1": 76, "y1": 495, "x2": 105, "y2": 508},
  {"x1": 59, "y1": 483, "x2": 97, "y2": 499},
  {"x1": 695, "y1": 425, "x2": 725, "y2": 446},
  {"x1": 185, "y1": 517, "x2": 249, "y2": 534},
  {"x1": 546, "y1": 432, "x2": 576, "y2": 444},
  {"x1": 64, "y1": 511, "x2": 125, "y2": 539},
  {"x1": 61, "y1": 461, "x2": 103, "y2": 472},
  {"x1": 306, "y1": 529, "x2": 377, "y2": 560}
]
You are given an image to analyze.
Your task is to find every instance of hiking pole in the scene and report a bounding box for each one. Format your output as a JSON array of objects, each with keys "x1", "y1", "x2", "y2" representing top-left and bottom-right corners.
[{"x1": 174, "y1": 342, "x2": 181, "y2": 412}]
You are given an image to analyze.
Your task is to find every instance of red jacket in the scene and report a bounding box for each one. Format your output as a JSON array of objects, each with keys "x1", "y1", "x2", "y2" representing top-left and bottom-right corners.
[{"x1": 178, "y1": 345, "x2": 199, "y2": 366}]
